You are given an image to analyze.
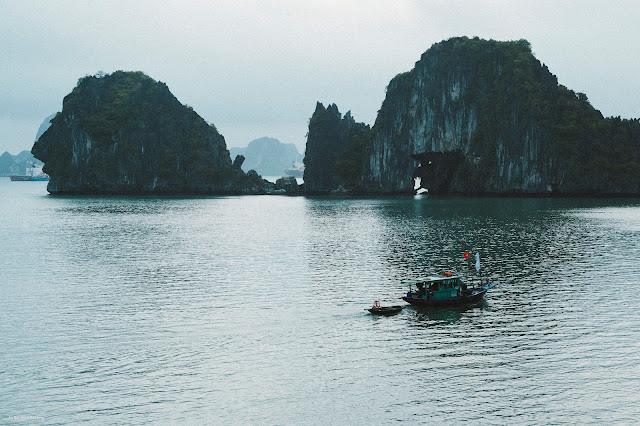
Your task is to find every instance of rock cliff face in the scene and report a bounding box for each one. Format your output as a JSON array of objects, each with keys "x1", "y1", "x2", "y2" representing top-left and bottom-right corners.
[
  {"x1": 306, "y1": 37, "x2": 640, "y2": 194},
  {"x1": 32, "y1": 71, "x2": 264, "y2": 194},
  {"x1": 362, "y1": 37, "x2": 561, "y2": 193},
  {"x1": 303, "y1": 102, "x2": 371, "y2": 192}
]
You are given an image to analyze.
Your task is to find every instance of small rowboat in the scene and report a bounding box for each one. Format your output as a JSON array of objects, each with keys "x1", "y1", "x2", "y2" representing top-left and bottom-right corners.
[{"x1": 366, "y1": 302, "x2": 404, "y2": 315}]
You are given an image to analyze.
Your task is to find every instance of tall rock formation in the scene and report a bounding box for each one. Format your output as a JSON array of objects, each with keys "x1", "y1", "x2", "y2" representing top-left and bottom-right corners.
[
  {"x1": 303, "y1": 102, "x2": 371, "y2": 192},
  {"x1": 32, "y1": 71, "x2": 265, "y2": 194},
  {"x1": 305, "y1": 37, "x2": 640, "y2": 194},
  {"x1": 363, "y1": 37, "x2": 563, "y2": 193}
]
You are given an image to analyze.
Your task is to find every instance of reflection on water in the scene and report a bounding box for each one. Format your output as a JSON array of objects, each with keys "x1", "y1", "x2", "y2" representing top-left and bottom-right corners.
[
  {"x1": 1, "y1": 179, "x2": 640, "y2": 423},
  {"x1": 405, "y1": 299, "x2": 491, "y2": 325}
]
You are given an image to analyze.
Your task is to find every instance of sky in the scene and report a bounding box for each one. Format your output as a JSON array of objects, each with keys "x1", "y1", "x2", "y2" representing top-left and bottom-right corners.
[{"x1": 1, "y1": 0, "x2": 639, "y2": 155}]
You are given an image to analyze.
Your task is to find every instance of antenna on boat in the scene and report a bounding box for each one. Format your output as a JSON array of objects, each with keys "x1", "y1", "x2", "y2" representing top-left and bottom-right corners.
[{"x1": 475, "y1": 252, "x2": 482, "y2": 285}]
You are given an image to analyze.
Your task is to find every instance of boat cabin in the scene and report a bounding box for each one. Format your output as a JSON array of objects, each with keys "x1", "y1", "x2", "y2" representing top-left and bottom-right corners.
[{"x1": 404, "y1": 275, "x2": 467, "y2": 300}]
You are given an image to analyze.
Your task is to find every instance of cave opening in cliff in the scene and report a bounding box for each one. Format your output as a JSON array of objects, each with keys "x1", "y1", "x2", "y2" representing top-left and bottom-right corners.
[{"x1": 411, "y1": 150, "x2": 465, "y2": 194}]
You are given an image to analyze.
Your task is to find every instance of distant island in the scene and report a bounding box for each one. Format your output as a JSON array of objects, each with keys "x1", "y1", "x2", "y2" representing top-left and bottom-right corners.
[
  {"x1": 1, "y1": 114, "x2": 53, "y2": 177},
  {"x1": 229, "y1": 137, "x2": 303, "y2": 177},
  {"x1": 303, "y1": 37, "x2": 640, "y2": 195},
  {"x1": 0, "y1": 151, "x2": 44, "y2": 177}
]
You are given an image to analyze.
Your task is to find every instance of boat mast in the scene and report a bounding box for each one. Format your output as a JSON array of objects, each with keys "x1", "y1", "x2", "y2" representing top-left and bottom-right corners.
[{"x1": 475, "y1": 252, "x2": 482, "y2": 285}]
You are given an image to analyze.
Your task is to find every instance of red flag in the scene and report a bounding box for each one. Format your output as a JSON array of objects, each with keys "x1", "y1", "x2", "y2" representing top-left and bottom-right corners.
[{"x1": 464, "y1": 251, "x2": 470, "y2": 259}]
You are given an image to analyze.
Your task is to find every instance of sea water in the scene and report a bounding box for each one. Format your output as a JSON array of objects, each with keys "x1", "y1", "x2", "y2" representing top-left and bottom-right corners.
[{"x1": 1, "y1": 178, "x2": 639, "y2": 423}]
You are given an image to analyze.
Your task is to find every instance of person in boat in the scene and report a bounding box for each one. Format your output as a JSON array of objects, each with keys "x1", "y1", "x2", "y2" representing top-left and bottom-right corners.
[{"x1": 416, "y1": 282, "x2": 426, "y2": 298}]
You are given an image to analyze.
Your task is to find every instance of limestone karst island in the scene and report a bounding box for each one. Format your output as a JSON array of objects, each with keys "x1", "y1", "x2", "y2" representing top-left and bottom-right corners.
[{"x1": 33, "y1": 37, "x2": 640, "y2": 196}]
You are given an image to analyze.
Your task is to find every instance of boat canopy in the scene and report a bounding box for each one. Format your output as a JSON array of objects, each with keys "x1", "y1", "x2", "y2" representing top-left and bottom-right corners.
[{"x1": 402, "y1": 275, "x2": 462, "y2": 284}]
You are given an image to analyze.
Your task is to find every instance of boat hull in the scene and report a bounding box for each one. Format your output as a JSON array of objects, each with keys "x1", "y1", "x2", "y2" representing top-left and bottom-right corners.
[
  {"x1": 10, "y1": 176, "x2": 49, "y2": 181},
  {"x1": 402, "y1": 283, "x2": 497, "y2": 307}
]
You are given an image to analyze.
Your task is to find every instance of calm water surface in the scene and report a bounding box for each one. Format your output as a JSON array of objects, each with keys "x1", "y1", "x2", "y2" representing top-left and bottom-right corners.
[{"x1": 1, "y1": 178, "x2": 639, "y2": 424}]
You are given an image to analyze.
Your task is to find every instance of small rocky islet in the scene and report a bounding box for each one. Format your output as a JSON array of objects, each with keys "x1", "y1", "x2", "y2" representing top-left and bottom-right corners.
[{"x1": 33, "y1": 37, "x2": 640, "y2": 196}]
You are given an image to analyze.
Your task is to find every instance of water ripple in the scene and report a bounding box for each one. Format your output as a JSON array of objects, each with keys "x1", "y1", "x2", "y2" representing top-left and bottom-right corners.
[{"x1": 1, "y1": 184, "x2": 640, "y2": 423}]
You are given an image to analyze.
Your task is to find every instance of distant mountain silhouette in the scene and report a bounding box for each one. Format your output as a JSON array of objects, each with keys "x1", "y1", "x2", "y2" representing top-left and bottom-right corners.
[
  {"x1": 0, "y1": 150, "x2": 43, "y2": 176},
  {"x1": 35, "y1": 113, "x2": 57, "y2": 141},
  {"x1": 0, "y1": 114, "x2": 55, "y2": 176},
  {"x1": 230, "y1": 137, "x2": 302, "y2": 176}
]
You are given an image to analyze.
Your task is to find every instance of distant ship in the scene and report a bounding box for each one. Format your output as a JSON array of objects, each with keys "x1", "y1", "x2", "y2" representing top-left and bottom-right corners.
[
  {"x1": 10, "y1": 163, "x2": 49, "y2": 181},
  {"x1": 284, "y1": 162, "x2": 304, "y2": 178}
]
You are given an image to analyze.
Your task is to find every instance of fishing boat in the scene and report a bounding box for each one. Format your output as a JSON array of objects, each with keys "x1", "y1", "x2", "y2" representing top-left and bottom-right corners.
[
  {"x1": 284, "y1": 162, "x2": 304, "y2": 178},
  {"x1": 366, "y1": 301, "x2": 403, "y2": 315},
  {"x1": 402, "y1": 251, "x2": 497, "y2": 307},
  {"x1": 401, "y1": 274, "x2": 497, "y2": 307}
]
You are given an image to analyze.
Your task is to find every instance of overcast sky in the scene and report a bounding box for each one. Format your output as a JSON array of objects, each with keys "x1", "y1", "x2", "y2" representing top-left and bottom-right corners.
[{"x1": 1, "y1": 0, "x2": 639, "y2": 155}]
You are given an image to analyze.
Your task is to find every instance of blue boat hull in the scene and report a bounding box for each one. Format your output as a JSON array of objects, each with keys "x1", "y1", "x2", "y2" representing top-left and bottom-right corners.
[{"x1": 402, "y1": 282, "x2": 497, "y2": 307}]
